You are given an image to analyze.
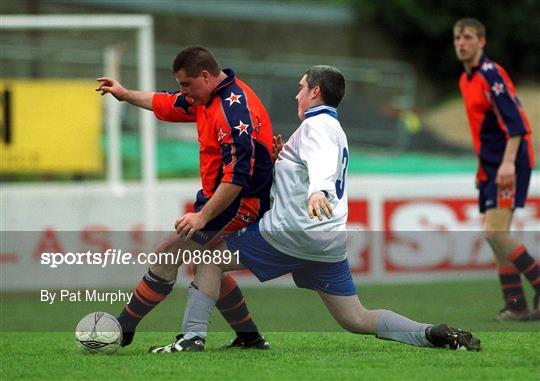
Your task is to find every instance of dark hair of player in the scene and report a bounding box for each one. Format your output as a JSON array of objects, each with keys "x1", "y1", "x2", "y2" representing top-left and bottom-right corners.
[
  {"x1": 454, "y1": 18, "x2": 486, "y2": 38},
  {"x1": 172, "y1": 47, "x2": 221, "y2": 77},
  {"x1": 305, "y1": 65, "x2": 345, "y2": 107}
]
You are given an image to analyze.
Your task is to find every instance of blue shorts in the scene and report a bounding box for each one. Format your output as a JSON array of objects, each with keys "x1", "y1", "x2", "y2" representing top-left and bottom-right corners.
[
  {"x1": 478, "y1": 166, "x2": 531, "y2": 213},
  {"x1": 226, "y1": 223, "x2": 357, "y2": 296}
]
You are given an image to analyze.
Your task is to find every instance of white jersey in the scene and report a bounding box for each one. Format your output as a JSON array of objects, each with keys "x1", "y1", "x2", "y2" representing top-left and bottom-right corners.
[{"x1": 259, "y1": 105, "x2": 349, "y2": 262}]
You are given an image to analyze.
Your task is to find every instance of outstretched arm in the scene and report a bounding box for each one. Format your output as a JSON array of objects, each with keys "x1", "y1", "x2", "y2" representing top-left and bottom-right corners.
[{"x1": 96, "y1": 76, "x2": 154, "y2": 111}]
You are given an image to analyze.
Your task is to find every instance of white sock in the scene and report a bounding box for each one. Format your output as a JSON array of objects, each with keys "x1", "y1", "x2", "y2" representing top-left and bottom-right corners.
[
  {"x1": 181, "y1": 284, "x2": 216, "y2": 340},
  {"x1": 376, "y1": 310, "x2": 432, "y2": 347}
]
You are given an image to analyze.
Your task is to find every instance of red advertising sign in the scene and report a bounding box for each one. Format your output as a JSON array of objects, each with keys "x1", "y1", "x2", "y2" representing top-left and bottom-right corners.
[
  {"x1": 383, "y1": 198, "x2": 540, "y2": 273},
  {"x1": 347, "y1": 200, "x2": 371, "y2": 275}
]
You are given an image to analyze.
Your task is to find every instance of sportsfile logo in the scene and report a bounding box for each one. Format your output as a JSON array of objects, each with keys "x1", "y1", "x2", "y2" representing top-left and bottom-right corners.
[
  {"x1": 383, "y1": 198, "x2": 540, "y2": 272},
  {"x1": 39, "y1": 248, "x2": 239, "y2": 268}
]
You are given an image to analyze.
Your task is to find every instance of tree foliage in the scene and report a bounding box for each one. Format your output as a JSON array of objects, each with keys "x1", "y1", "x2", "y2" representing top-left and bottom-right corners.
[{"x1": 354, "y1": 0, "x2": 540, "y2": 87}]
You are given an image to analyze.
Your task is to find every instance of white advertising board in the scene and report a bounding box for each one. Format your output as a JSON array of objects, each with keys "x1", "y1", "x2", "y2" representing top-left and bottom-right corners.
[{"x1": 1, "y1": 174, "x2": 539, "y2": 289}]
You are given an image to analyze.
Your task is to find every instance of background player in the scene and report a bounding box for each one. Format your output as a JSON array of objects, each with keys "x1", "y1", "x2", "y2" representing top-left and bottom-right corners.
[
  {"x1": 148, "y1": 65, "x2": 481, "y2": 353},
  {"x1": 97, "y1": 46, "x2": 274, "y2": 348},
  {"x1": 454, "y1": 18, "x2": 539, "y2": 321}
]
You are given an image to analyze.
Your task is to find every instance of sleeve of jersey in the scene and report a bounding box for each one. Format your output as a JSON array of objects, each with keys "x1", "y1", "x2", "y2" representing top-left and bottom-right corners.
[
  {"x1": 219, "y1": 110, "x2": 255, "y2": 189},
  {"x1": 299, "y1": 120, "x2": 339, "y2": 202},
  {"x1": 152, "y1": 92, "x2": 197, "y2": 122},
  {"x1": 481, "y1": 68, "x2": 527, "y2": 137}
]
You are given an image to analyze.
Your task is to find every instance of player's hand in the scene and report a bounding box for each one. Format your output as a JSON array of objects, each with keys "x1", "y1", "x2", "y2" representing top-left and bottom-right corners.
[
  {"x1": 174, "y1": 212, "x2": 208, "y2": 241},
  {"x1": 272, "y1": 134, "x2": 283, "y2": 161},
  {"x1": 96, "y1": 77, "x2": 129, "y2": 101},
  {"x1": 496, "y1": 161, "x2": 516, "y2": 189},
  {"x1": 307, "y1": 192, "x2": 333, "y2": 221}
]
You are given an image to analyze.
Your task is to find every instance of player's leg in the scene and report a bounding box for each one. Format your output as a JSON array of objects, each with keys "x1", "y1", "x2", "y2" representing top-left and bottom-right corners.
[
  {"x1": 190, "y1": 199, "x2": 268, "y2": 347},
  {"x1": 487, "y1": 208, "x2": 540, "y2": 320},
  {"x1": 317, "y1": 292, "x2": 379, "y2": 333},
  {"x1": 117, "y1": 235, "x2": 265, "y2": 348},
  {"x1": 292, "y1": 259, "x2": 480, "y2": 351},
  {"x1": 119, "y1": 197, "x2": 267, "y2": 348},
  {"x1": 186, "y1": 260, "x2": 265, "y2": 348},
  {"x1": 117, "y1": 231, "x2": 192, "y2": 346},
  {"x1": 149, "y1": 223, "x2": 294, "y2": 353},
  {"x1": 483, "y1": 167, "x2": 539, "y2": 320},
  {"x1": 149, "y1": 243, "x2": 248, "y2": 353},
  {"x1": 293, "y1": 260, "x2": 432, "y2": 347},
  {"x1": 317, "y1": 289, "x2": 480, "y2": 350},
  {"x1": 484, "y1": 208, "x2": 529, "y2": 320}
]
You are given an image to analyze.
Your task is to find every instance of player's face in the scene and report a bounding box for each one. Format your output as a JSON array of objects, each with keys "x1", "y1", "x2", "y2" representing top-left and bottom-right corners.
[
  {"x1": 174, "y1": 69, "x2": 212, "y2": 105},
  {"x1": 453, "y1": 26, "x2": 485, "y2": 64},
  {"x1": 296, "y1": 75, "x2": 316, "y2": 121}
]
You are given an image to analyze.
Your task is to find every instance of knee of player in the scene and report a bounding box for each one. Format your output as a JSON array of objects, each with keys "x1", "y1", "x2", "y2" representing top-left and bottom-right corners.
[
  {"x1": 148, "y1": 264, "x2": 179, "y2": 282},
  {"x1": 483, "y1": 228, "x2": 508, "y2": 245},
  {"x1": 336, "y1": 312, "x2": 371, "y2": 334},
  {"x1": 155, "y1": 240, "x2": 173, "y2": 256},
  {"x1": 338, "y1": 318, "x2": 370, "y2": 334}
]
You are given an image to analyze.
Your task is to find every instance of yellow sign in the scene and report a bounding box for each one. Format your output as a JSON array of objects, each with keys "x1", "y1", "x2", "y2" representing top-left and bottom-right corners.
[{"x1": 0, "y1": 80, "x2": 103, "y2": 174}]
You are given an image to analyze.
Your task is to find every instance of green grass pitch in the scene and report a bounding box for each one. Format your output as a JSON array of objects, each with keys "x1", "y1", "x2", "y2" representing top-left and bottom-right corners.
[{"x1": 1, "y1": 279, "x2": 539, "y2": 381}]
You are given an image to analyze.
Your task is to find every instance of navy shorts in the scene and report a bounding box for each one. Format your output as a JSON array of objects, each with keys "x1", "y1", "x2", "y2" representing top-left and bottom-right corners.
[
  {"x1": 190, "y1": 191, "x2": 265, "y2": 247},
  {"x1": 478, "y1": 166, "x2": 531, "y2": 213},
  {"x1": 226, "y1": 223, "x2": 357, "y2": 296}
]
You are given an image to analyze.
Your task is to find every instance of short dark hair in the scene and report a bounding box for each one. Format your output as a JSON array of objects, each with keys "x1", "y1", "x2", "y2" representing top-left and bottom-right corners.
[
  {"x1": 304, "y1": 65, "x2": 345, "y2": 107},
  {"x1": 172, "y1": 46, "x2": 221, "y2": 77},
  {"x1": 454, "y1": 18, "x2": 486, "y2": 38}
]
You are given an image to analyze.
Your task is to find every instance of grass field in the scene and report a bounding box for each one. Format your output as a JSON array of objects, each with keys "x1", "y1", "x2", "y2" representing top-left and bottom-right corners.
[{"x1": 1, "y1": 279, "x2": 539, "y2": 380}]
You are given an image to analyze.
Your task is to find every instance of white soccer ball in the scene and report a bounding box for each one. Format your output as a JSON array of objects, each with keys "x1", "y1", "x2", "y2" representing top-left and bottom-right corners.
[{"x1": 75, "y1": 311, "x2": 122, "y2": 354}]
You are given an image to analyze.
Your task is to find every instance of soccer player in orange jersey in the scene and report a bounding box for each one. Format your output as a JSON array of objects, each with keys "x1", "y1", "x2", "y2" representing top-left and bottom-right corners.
[
  {"x1": 454, "y1": 18, "x2": 539, "y2": 321},
  {"x1": 97, "y1": 47, "x2": 274, "y2": 347}
]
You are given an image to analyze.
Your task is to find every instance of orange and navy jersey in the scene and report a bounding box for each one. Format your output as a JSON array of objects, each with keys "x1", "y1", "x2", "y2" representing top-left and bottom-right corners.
[
  {"x1": 459, "y1": 54, "x2": 534, "y2": 180},
  {"x1": 152, "y1": 68, "x2": 274, "y2": 204}
]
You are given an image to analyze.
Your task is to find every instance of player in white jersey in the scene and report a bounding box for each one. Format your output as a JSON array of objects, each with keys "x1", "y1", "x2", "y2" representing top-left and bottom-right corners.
[
  {"x1": 259, "y1": 97, "x2": 349, "y2": 262},
  {"x1": 149, "y1": 66, "x2": 481, "y2": 353}
]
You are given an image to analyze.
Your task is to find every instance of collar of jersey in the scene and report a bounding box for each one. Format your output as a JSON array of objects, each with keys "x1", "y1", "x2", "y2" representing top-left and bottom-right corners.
[
  {"x1": 303, "y1": 104, "x2": 338, "y2": 120},
  {"x1": 465, "y1": 53, "x2": 489, "y2": 81},
  {"x1": 206, "y1": 68, "x2": 236, "y2": 107},
  {"x1": 212, "y1": 68, "x2": 235, "y2": 96}
]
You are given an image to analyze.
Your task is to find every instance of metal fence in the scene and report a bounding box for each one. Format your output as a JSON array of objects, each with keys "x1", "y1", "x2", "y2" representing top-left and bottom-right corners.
[{"x1": 1, "y1": 30, "x2": 416, "y2": 151}]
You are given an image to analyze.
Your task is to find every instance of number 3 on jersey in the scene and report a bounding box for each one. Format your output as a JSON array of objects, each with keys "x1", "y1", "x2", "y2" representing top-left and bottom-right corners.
[{"x1": 335, "y1": 147, "x2": 349, "y2": 199}]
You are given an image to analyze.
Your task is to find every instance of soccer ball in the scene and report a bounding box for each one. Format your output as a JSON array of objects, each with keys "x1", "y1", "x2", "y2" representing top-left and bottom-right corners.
[{"x1": 75, "y1": 311, "x2": 122, "y2": 354}]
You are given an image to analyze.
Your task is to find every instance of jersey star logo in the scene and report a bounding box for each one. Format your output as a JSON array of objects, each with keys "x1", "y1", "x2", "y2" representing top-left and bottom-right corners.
[
  {"x1": 217, "y1": 128, "x2": 228, "y2": 142},
  {"x1": 225, "y1": 92, "x2": 243, "y2": 106},
  {"x1": 234, "y1": 120, "x2": 250, "y2": 136},
  {"x1": 173, "y1": 95, "x2": 193, "y2": 114},
  {"x1": 481, "y1": 62, "x2": 494, "y2": 71},
  {"x1": 492, "y1": 82, "x2": 505, "y2": 96}
]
